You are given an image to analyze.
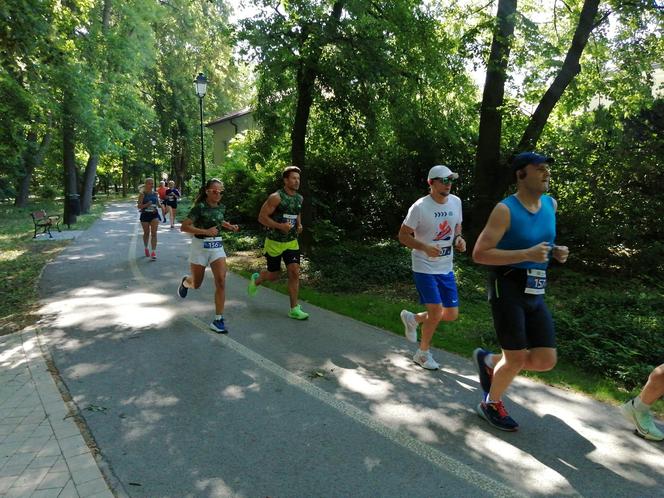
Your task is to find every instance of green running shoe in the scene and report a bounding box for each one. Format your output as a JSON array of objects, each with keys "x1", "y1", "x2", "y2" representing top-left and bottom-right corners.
[
  {"x1": 620, "y1": 399, "x2": 664, "y2": 441},
  {"x1": 247, "y1": 272, "x2": 259, "y2": 297},
  {"x1": 288, "y1": 304, "x2": 309, "y2": 320}
]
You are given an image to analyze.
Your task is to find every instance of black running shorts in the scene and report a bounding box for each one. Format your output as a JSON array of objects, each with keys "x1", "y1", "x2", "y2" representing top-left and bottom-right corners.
[
  {"x1": 488, "y1": 268, "x2": 556, "y2": 351},
  {"x1": 265, "y1": 249, "x2": 300, "y2": 272},
  {"x1": 140, "y1": 212, "x2": 160, "y2": 223}
]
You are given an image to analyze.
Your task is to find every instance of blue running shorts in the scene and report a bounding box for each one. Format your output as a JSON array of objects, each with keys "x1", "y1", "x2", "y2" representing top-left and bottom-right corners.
[{"x1": 413, "y1": 271, "x2": 459, "y2": 308}]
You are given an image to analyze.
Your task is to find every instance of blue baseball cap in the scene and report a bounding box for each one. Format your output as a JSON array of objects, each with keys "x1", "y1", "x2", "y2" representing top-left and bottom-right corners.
[{"x1": 511, "y1": 152, "x2": 554, "y2": 172}]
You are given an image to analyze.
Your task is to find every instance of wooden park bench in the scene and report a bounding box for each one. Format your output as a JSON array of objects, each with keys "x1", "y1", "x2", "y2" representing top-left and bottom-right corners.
[{"x1": 30, "y1": 210, "x2": 61, "y2": 238}]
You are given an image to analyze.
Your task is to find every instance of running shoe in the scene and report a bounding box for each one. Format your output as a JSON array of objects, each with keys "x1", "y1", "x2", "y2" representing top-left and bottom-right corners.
[
  {"x1": 413, "y1": 349, "x2": 440, "y2": 370},
  {"x1": 620, "y1": 398, "x2": 664, "y2": 441},
  {"x1": 288, "y1": 305, "x2": 309, "y2": 320},
  {"x1": 473, "y1": 348, "x2": 494, "y2": 395},
  {"x1": 151, "y1": 251, "x2": 156, "y2": 260},
  {"x1": 144, "y1": 247, "x2": 150, "y2": 257},
  {"x1": 209, "y1": 318, "x2": 228, "y2": 334},
  {"x1": 247, "y1": 272, "x2": 259, "y2": 297},
  {"x1": 477, "y1": 401, "x2": 519, "y2": 432},
  {"x1": 177, "y1": 277, "x2": 188, "y2": 299},
  {"x1": 400, "y1": 310, "x2": 418, "y2": 343}
]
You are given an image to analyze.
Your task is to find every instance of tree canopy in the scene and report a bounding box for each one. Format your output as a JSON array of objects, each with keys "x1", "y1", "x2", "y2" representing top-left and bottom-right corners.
[{"x1": 1, "y1": 0, "x2": 662, "y2": 272}]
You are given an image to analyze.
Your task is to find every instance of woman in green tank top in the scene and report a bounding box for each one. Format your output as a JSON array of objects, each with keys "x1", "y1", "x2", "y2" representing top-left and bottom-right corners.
[{"x1": 177, "y1": 178, "x2": 239, "y2": 333}]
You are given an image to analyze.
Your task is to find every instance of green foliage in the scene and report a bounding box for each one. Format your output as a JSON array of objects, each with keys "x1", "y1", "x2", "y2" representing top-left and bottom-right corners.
[
  {"x1": 310, "y1": 219, "x2": 342, "y2": 245},
  {"x1": 306, "y1": 239, "x2": 412, "y2": 292},
  {"x1": 39, "y1": 185, "x2": 57, "y2": 200},
  {"x1": 549, "y1": 272, "x2": 664, "y2": 388},
  {"x1": 541, "y1": 99, "x2": 664, "y2": 273},
  {"x1": 207, "y1": 130, "x2": 282, "y2": 222}
]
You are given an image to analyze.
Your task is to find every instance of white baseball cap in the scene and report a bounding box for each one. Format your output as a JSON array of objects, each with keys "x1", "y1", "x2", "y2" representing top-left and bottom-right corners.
[{"x1": 428, "y1": 165, "x2": 459, "y2": 181}]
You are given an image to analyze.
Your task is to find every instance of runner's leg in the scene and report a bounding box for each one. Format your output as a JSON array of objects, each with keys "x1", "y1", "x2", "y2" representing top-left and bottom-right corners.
[
  {"x1": 210, "y1": 257, "x2": 227, "y2": 315},
  {"x1": 170, "y1": 206, "x2": 176, "y2": 228},
  {"x1": 185, "y1": 263, "x2": 206, "y2": 289},
  {"x1": 141, "y1": 222, "x2": 150, "y2": 248},
  {"x1": 286, "y1": 262, "x2": 300, "y2": 309},
  {"x1": 641, "y1": 364, "x2": 664, "y2": 405},
  {"x1": 150, "y1": 218, "x2": 158, "y2": 250}
]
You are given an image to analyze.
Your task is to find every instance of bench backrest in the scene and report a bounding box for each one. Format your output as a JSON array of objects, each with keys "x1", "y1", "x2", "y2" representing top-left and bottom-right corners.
[{"x1": 31, "y1": 210, "x2": 47, "y2": 221}]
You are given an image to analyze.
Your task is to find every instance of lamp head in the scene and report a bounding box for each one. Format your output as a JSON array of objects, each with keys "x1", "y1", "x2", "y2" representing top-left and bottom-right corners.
[{"x1": 194, "y1": 72, "x2": 208, "y2": 98}]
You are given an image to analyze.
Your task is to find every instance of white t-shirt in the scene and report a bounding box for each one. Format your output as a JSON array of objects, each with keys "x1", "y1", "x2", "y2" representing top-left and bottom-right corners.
[{"x1": 402, "y1": 194, "x2": 463, "y2": 274}]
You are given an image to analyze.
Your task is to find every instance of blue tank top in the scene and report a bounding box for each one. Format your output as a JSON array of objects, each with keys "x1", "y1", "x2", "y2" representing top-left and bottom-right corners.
[
  {"x1": 497, "y1": 194, "x2": 556, "y2": 270},
  {"x1": 141, "y1": 191, "x2": 159, "y2": 213}
]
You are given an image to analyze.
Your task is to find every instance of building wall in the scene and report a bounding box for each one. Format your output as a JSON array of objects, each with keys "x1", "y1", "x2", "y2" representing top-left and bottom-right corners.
[{"x1": 208, "y1": 113, "x2": 255, "y2": 166}]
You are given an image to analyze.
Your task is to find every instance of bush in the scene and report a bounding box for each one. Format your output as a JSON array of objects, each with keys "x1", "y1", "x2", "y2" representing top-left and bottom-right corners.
[
  {"x1": 208, "y1": 130, "x2": 285, "y2": 223},
  {"x1": 550, "y1": 276, "x2": 664, "y2": 389},
  {"x1": 307, "y1": 239, "x2": 412, "y2": 292},
  {"x1": 40, "y1": 185, "x2": 57, "y2": 200}
]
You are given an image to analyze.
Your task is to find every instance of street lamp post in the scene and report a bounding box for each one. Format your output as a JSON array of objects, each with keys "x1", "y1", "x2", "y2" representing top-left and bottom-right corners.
[
  {"x1": 151, "y1": 139, "x2": 157, "y2": 182},
  {"x1": 194, "y1": 72, "x2": 208, "y2": 187}
]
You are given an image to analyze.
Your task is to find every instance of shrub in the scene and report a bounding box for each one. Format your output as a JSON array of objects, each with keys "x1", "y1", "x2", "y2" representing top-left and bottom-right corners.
[
  {"x1": 40, "y1": 185, "x2": 57, "y2": 200},
  {"x1": 551, "y1": 279, "x2": 664, "y2": 388}
]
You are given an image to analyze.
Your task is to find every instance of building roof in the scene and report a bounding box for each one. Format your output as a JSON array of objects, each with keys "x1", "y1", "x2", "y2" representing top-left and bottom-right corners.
[{"x1": 206, "y1": 108, "x2": 253, "y2": 127}]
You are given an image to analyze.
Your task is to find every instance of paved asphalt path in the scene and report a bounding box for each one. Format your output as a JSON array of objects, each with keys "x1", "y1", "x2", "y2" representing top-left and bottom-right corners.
[{"x1": 36, "y1": 202, "x2": 663, "y2": 497}]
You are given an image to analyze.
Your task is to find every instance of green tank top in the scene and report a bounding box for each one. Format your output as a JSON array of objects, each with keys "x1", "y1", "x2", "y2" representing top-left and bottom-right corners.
[
  {"x1": 267, "y1": 189, "x2": 303, "y2": 242},
  {"x1": 186, "y1": 202, "x2": 225, "y2": 238}
]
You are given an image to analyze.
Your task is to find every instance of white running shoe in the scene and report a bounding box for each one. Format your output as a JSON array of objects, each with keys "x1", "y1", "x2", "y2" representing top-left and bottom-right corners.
[
  {"x1": 413, "y1": 349, "x2": 439, "y2": 370},
  {"x1": 400, "y1": 310, "x2": 418, "y2": 343}
]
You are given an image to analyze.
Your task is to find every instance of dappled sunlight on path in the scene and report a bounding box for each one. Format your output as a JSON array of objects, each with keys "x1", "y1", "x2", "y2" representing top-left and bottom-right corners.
[{"x1": 41, "y1": 287, "x2": 174, "y2": 330}]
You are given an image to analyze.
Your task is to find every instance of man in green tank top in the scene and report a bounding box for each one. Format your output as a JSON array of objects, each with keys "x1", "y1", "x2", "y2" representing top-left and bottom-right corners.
[{"x1": 247, "y1": 166, "x2": 309, "y2": 320}]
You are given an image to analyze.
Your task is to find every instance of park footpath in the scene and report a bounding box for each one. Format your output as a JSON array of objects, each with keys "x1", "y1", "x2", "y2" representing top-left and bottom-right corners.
[
  {"x1": 1, "y1": 201, "x2": 663, "y2": 497},
  {"x1": 0, "y1": 328, "x2": 112, "y2": 497}
]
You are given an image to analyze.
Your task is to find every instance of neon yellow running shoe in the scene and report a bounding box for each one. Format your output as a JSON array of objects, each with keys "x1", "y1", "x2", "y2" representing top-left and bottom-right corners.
[
  {"x1": 288, "y1": 304, "x2": 309, "y2": 320},
  {"x1": 247, "y1": 272, "x2": 259, "y2": 297}
]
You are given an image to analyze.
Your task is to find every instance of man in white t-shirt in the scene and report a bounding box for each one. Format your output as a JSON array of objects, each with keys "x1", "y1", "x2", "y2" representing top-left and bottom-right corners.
[{"x1": 398, "y1": 165, "x2": 466, "y2": 369}]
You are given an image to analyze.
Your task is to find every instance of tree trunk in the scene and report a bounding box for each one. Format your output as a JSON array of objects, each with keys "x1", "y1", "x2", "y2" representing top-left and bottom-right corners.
[
  {"x1": 63, "y1": 92, "x2": 78, "y2": 226},
  {"x1": 102, "y1": 0, "x2": 112, "y2": 30},
  {"x1": 178, "y1": 154, "x2": 187, "y2": 192},
  {"x1": 290, "y1": 1, "x2": 344, "y2": 251},
  {"x1": 517, "y1": 0, "x2": 601, "y2": 151},
  {"x1": 80, "y1": 153, "x2": 99, "y2": 213},
  {"x1": 122, "y1": 150, "x2": 127, "y2": 197},
  {"x1": 14, "y1": 130, "x2": 52, "y2": 207},
  {"x1": 77, "y1": 0, "x2": 111, "y2": 212},
  {"x1": 470, "y1": 0, "x2": 518, "y2": 241}
]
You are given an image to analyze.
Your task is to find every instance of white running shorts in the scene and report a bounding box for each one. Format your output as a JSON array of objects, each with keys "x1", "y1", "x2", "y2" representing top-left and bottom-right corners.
[{"x1": 189, "y1": 237, "x2": 226, "y2": 267}]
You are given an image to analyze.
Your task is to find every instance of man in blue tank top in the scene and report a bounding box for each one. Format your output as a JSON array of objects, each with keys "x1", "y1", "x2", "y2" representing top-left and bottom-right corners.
[{"x1": 472, "y1": 152, "x2": 569, "y2": 431}]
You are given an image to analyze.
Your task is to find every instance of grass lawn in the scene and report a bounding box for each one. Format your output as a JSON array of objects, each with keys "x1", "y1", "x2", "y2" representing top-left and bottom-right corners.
[{"x1": 0, "y1": 195, "x2": 122, "y2": 335}]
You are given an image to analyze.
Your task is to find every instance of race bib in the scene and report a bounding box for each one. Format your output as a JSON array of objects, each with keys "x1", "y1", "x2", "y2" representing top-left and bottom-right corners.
[
  {"x1": 203, "y1": 237, "x2": 223, "y2": 249},
  {"x1": 524, "y1": 269, "x2": 547, "y2": 295},
  {"x1": 428, "y1": 244, "x2": 452, "y2": 261},
  {"x1": 283, "y1": 214, "x2": 298, "y2": 228},
  {"x1": 438, "y1": 246, "x2": 452, "y2": 257}
]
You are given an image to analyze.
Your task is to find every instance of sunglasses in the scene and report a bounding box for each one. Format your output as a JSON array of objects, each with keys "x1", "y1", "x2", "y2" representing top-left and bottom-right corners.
[{"x1": 433, "y1": 177, "x2": 455, "y2": 185}]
